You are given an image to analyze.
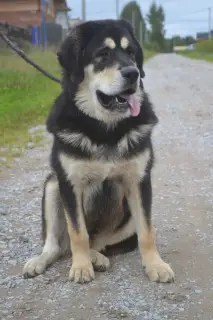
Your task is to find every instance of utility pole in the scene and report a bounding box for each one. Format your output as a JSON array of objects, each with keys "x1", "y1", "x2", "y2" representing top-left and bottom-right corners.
[
  {"x1": 82, "y1": 0, "x2": 86, "y2": 21},
  {"x1": 41, "y1": 0, "x2": 47, "y2": 49},
  {"x1": 144, "y1": 17, "x2": 149, "y2": 44},
  {"x1": 116, "y1": 0, "x2": 119, "y2": 19},
  {"x1": 139, "y1": 20, "x2": 143, "y2": 46},
  {"x1": 132, "y1": 11, "x2": 136, "y2": 34},
  {"x1": 208, "y1": 7, "x2": 212, "y2": 40}
]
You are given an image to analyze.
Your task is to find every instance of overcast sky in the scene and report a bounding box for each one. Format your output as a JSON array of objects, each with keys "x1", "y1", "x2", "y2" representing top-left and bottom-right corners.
[{"x1": 67, "y1": 0, "x2": 212, "y2": 38}]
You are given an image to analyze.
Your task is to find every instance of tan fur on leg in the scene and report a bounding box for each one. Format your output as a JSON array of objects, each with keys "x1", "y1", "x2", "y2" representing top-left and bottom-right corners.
[
  {"x1": 23, "y1": 175, "x2": 62, "y2": 278},
  {"x1": 65, "y1": 212, "x2": 94, "y2": 283},
  {"x1": 127, "y1": 185, "x2": 174, "y2": 283},
  {"x1": 139, "y1": 225, "x2": 174, "y2": 282}
]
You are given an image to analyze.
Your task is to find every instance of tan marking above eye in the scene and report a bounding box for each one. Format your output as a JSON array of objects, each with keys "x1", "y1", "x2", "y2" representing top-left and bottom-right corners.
[
  {"x1": 104, "y1": 37, "x2": 116, "y2": 49},
  {"x1": 120, "y1": 37, "x2": 129, "y2": 49}
]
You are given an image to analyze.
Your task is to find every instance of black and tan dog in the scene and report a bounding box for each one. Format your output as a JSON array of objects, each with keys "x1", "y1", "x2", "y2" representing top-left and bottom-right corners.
[{"x1": 23, "y1": 19, "x2": 174, "y2": 283}]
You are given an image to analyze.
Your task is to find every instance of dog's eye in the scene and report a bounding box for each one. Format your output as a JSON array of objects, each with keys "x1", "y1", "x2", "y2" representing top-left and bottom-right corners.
[
  {"x1": 126, "y1": 48, "x2": 135, "y2": 60},
  {"x1": 96, "y1": 49, "x2": 110, "y2": 60}
]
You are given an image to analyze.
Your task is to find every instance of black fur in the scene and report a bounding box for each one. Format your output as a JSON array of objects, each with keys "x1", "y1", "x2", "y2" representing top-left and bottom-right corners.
[
  {"x1": 104, "y1": 234, "x2": 138, "y2": 256},
  {"x1": 57, "y1": 19, "x2": 145, "y2": 91},
  {"x1": 85, "y1": 179, "x2": 122, "y2": 235},
  {"x1": 139, "y1": 174, "x2": 152, "y2": 228},
  {"x1": 47, "y1": 92, "x2": 157, "y2": 161},
  {"x1": 46, "y1": 19, "x2": 158, "y2": 252},
  {"x1": 116, "y1": 197, "x2": 131, "y2": 231}
]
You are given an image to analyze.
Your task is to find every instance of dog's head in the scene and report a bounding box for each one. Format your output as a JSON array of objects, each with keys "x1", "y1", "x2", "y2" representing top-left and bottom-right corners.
[{"x1": 57, "y1": 19, "x2": 145, "y2": 124}]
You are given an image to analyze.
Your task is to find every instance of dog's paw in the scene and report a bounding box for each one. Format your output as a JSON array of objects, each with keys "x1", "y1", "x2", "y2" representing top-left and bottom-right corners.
[
  {"x1": 145, "y1": 259, "x2": 174, "y2": 283},
  {"x1": 23, "y1": 256, "x2": 47, "y2": 278},
  {"x1": 91, "y1": 249, "x2": 110, "y2": 272},
  {"x1": 69, "y1": 259, "x2": 95, "y2": 283}
]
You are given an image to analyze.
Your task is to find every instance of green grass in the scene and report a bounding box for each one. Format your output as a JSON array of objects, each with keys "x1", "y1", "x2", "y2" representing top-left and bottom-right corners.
[
  {"x1": 178, "y1": 40, "x2": 213, "y2": 63},
  {"x1": 0, "y1": 48, "x2": 156, "y2": 169},
  {"x1": 0, "y1": 49, "x2": 61, "y2": 168},
  {"x1": 179, "y1": 51, "x2": 213, "y2": 62},
  {"x1": 144, "y1": 49, "x2": 157, "y2": 61}
]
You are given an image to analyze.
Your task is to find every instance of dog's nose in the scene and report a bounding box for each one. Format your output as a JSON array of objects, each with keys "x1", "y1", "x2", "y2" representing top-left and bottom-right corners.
[{"x1": 121, "y1": 66, "x2": 139, "y2": 84}]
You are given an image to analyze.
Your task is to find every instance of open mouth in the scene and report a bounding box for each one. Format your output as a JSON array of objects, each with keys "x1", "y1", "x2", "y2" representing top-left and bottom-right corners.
[{"x1": 96, "y1": 89, "x2": 141, "y2": 117}]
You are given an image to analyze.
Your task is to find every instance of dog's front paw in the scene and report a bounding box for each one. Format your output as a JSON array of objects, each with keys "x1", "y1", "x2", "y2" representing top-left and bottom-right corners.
[
  {"x1": 69, "y1": 258, "x2": 95, "y2": 283},
  {"x1": 145, "y1": 259, "x2": 174, "y2": 283}
]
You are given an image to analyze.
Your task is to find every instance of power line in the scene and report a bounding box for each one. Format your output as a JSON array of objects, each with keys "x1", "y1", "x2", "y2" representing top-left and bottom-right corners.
[
  {"x1": 177, "y1": 8, "x2": 209, "y2": 17},
  {"x1": 80, "y1": 0, "x2": 120, "y2": 20},
  {"x1": 166, "y1": 6, "x2": 212, "y2": 39},
  {"x1": 167, "y1": 20, "x2": 208, "y2": 24},
  {"x1": 78, "y1": 1, "x2": 212, "y2": 39}
]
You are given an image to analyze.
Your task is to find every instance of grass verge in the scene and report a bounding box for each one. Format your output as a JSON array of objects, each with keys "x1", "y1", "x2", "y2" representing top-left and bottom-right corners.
[
  {"x1": 0, "y1": 49, "x2": 61, "y2": 169},
  {"x1": 178, "y1": 40, "x2": 213, "y2": 63},
  {"x1": 178, "y1": 51, "x2": 213, "y2": 63},
  {"x1": 0, "y1": 48, "x2": 156, "y2": 169},
  {"x1": 144, "y1": 49, "x2": 157, "y2": 61}
]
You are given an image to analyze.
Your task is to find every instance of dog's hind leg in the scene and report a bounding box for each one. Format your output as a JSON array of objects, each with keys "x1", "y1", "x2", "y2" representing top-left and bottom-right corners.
[
  {"x1": 92, "y1": 217, "x2": 136, "y2": 252},
  {"x1": 90, "y1": 249, "x2": 110, "y2": 272},
  {"x1": 23, "y1": 173, "x2": 66, "y2": 278}
]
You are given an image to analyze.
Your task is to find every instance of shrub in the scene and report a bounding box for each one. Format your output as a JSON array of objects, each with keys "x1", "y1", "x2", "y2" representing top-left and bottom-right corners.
[{"x1": 196, "y1": 40, "x2": 213, "y2": 53}]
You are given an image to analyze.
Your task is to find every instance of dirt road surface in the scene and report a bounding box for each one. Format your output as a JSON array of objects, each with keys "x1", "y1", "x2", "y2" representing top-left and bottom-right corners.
[{"x1": 1, "y1": 54, "x2": 213, "y2": 320}]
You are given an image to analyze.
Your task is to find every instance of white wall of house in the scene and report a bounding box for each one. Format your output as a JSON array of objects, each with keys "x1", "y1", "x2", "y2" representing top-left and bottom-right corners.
[{"x1": 55, "y1": 11, "x2": 69, "y2": 30}]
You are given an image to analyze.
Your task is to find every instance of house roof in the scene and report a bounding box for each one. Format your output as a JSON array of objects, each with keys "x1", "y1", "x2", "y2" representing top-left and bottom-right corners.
[{"x1": 55, "y1": 0, "x2": 71, "y2": 12}]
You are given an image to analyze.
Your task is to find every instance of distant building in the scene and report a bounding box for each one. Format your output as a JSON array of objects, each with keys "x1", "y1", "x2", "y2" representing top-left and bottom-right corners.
[
  {"x1": 196, "y1": 30, "x2": 213, "y2": 40},
  {"x1": 55, "y1": 1, "x2": 71, "y2": 30},
  {"x1": 173, "y1": 46, "x2": 188, "y2": 52},
  {"x1": 173, "y1": 44, "x2": 195, "y2": 52},
  {"x1": 0, "y1": 1, "x2": 71, "y2": 45},
  {"x1": 0, "y1": 0, "x2": 70, "y2": 28},
  {"x1": 186, "y1": 44, "x2": 195, "y2": 50}
]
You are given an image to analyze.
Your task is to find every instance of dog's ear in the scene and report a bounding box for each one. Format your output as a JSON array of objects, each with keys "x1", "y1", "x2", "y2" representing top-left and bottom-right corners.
[
  {"x1": 120, "y1": 19, "x2": 145, "y2": 78},
  {"x1": 57, "y1": 21, "x2": 100, "y2": 91},
  {"x1": 57, "y1": 24, "x2": 84, "y2": 87}
]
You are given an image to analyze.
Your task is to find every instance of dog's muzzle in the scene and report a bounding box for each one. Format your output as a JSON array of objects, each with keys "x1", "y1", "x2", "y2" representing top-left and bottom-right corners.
[
  {"x1": 96, "y1": 88, "x2": 141, "y2": 117},
  {"x1": 120, "y1": 66, "x2": 139, "y2": 87},
  {"x1": 96, "y1": 66, "x2": 141, "y2": 117}
]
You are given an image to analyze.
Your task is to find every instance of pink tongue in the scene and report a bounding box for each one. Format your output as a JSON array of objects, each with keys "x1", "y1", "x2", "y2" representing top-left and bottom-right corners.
[{"x1": 126, "y1": 95, "x2": 140, "y2": 117}]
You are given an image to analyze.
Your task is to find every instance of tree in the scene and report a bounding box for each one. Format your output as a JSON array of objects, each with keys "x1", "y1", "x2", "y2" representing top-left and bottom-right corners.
[
  {"x1": 184, "y1": 36, "x2": 195, "y2": 45},
  {"x1": 120, "y1": 1, "x2": 146, "y2": 46},
  {"x1": 147, "y1": 1, "x2": 165, "y2": 51},
  {"x1": 171, "y1": 35, "x2": 195, "y2": 46}
]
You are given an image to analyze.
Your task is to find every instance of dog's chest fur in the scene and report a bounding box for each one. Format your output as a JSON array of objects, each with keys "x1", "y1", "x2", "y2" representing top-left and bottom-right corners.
[
  {"x1": 59, "y1": 149, "x2": 150, "y2": 187},
  {"x1": 59, "y1": 149, "x2": 150, "y2": 232}
]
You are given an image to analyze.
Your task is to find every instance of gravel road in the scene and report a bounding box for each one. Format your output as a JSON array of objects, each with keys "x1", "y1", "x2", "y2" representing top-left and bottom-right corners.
[{"x1": 1, "y1": 54, "x2": 213, "y2": 320}]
